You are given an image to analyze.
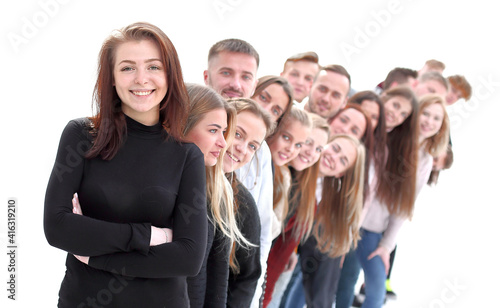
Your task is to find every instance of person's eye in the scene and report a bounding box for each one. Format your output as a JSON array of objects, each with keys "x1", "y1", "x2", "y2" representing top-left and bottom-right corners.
[
  {"x1": 259, "y1": 94, "x2": 268, "y2": 102},
  {"x1": 272, "y1": 108, "x2": 281, "y2": 116},
  {"x1": 283, "y1": 135, "x2": 290, "y2": 141},
  {"x1": 235, "y1": 131, "x2": 242, "y2": 138},
  {"x1": 316, "y1": 146, "x2": 323, "y2": 153},
  {"x1": 305, "y1": 76, "x2": 313, "y2": 82},
  {"x1": 332, "y1": 144, "x2": 340, "y2": 153},
  {"x1": 333, "y1": 92, "x2": 341, "y2": 99},
  {"x1": 401, "y1": 112, "x2": 408, "y2": 119},
  {"x1": 149, "y1": 65, "x2": 161, "y2": 70},
  {"x1": 221, "y1": 71, "x2": 230, "y2": 76},
  {"x1": 209, "y1": 129, "x2": 217, "y2": 134},
  {"x1": 249, "y1": 143, "x2": 257, "y2": 151},
  {"x1": 243, "y1": 75, "x2": 252, "y2": 81},
  {"x1": 340, "y1": 157, "x2": 347, "y2": 166},
  {"x1": 121, "y1": 66, "x2": 134, "y2": 72},
  {"x1": 352, "y1": 128, "x2": 359, "y2": 136},
  {"x1": 340, "y1": 116, "x2": 348, "y2": 123},
  {"x1": 394, "y1": 102, "x2": 401, "y2": 110},
  {"x1": 295, "y1": 143, "x2": 302, "y2": 149}
]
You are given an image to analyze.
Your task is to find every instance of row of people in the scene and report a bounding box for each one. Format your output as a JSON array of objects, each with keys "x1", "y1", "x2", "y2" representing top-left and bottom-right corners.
[{"x1": 43, "y1": 21, "x2": 469, "y2": 308}]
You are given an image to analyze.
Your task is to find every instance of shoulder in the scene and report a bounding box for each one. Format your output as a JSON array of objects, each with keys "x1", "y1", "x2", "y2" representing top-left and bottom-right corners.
[
  {"x1": 235, "y1": 182, "x2": 259, "y2": 223},
  {"x1": 60, "y1": 117, "x2": 94, "y2": 143},
  {"x1": 164, "y1": 139, "x2": 204, "y2": 161}
]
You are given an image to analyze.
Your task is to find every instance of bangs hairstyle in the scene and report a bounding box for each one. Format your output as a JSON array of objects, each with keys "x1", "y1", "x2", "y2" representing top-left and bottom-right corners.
[
  {"x1": 378, "y1": 86, "x2": 419, "y2": 218},
  {"x1": 183, "y1": 83, "x2": 251, "y2": 252},
  {"x1": 87, "y1": 22, "x2": 188, "y2": 160},
  {"x1": 252, "y1": 75, "x2": 294, "y2": 123},
  {"x1": 418, "y1": 94, "x2": 450, "y2": 157},
  {"x1": 313, "y1": 134, "x2": 366, "y2": 257},
  {"x1": 289, "y1": 114, "x2": 330, "y2": 241}
]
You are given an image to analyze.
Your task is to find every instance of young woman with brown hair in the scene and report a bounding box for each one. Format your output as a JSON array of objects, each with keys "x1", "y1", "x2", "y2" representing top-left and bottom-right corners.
[
  {"x1": 44, "y1": 22, "x2": 207, "y2": 307},
  {"x1": 336, "y1": 86, "x2": 420, "y2": 308}
]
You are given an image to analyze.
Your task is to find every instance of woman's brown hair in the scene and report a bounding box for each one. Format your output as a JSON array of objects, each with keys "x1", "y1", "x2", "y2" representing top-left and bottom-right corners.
[
  {"x1": 377, "y1": 86, "x2": 419, "y2": 218},
  {"x1": 86, "y1": 22, "x2": 188, "y2": 160}
]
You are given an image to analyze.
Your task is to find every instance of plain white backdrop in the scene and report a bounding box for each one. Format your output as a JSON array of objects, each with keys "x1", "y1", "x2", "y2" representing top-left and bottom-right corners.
[{"x1": 1, "y1": 0, "x2": 499, "y2": 307}]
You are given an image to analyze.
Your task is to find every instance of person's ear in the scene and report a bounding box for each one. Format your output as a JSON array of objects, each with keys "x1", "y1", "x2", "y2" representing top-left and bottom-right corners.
[{"x1": 203, "y1": 70, "x2": 209, "y2": 85}]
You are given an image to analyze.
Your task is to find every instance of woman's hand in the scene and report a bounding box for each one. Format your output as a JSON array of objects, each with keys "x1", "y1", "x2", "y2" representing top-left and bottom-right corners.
[
  {"x1": 73, "y1": 255, "x2": 89, "y2": 264},
  {"x1": 72, "y1": 193, "x2": 83, "y2": 215},
  {"x1": 72, "y1": 192, "x2": 173, "y2": 247},
  {"x1": 367, "y1": 246, "x2": 391, "y2": 275},
  {"x1": 150, "y1": 226, "x2": 173, "y2": 246}
]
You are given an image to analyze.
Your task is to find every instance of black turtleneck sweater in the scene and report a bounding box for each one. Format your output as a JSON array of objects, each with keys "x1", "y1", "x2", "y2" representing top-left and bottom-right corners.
[{"x1": 44, "y1": 116, "x2": 207, "y2": 308}]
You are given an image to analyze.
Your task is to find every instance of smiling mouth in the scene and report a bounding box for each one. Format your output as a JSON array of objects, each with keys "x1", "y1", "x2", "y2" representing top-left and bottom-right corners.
[
  {"x1": 278, "y1": 152, "x2": 289, "y2": 161},
  {"x1": 323, "y1": 156, "x2": 334, "y2": 170},
  {"x1": 131, "y1": 90, "x2": 154, "y2": 96},
  {"x1": 298, "y1": 154, "x2": 310, "y2": 164},
  {"x1": 226, "y1": 152, "x2": 240, "y2": 162}
]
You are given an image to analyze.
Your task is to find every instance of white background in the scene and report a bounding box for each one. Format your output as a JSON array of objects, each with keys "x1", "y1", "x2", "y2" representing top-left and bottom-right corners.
[{"x1": 1, "y1": 0, "x2": 499, "y2": 307}]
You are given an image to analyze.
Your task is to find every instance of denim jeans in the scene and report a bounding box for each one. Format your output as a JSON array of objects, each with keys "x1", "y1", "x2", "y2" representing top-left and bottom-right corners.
[
  {"x1": 336, "y1": 229, "x2": 386, "y2": 308},
  {"x1": 335, "y1": 247, "x2": 361, "y2": 308},
  {"x1": 280, "y1": 261, "x2": 306, "y2": 308}
]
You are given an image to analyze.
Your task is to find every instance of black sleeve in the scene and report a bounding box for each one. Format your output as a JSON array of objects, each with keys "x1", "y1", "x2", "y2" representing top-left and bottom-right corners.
[
  {"x1": 187, "y1": 213, "x2": 213, "y2": 308},
  {"x1": 205, "y1": 229, "x2": 231, "y2": 307},
  {"x1": 87, "y1": 146, "x2": 208, "y2": 278},
  {"x1": 227, "y1": 185, "x2": 262, "y2": 308},
  {"x1": 44, "y1": 119, "x2": 151, "y2": 256}
]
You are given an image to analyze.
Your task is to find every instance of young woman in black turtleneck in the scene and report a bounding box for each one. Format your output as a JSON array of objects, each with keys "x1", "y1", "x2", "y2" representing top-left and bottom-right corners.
[{"x1": 44, "y1": 22, "x2": 207, "y2": 308}]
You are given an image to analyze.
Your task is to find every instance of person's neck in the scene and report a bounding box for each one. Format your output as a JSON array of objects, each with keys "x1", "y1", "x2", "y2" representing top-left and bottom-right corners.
[{"x1": 123, "y1": 110, "x2": 159, "y2": 126}]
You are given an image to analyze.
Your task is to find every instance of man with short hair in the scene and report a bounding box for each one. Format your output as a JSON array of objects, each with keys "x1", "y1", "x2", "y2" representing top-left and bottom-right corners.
[
  {"x1": 375, "y1": 67, "x2": 418, "y2": 94},
  {"x1": 413, "y1": 71, "x2": 449, "y2": 98},
  {"x1": 304, "y1": 64, "x2": 351, "y2": 119},
  {"x1": 204, "y1": 38, "x2": 259, "y2": 99},
  {"x1": 446, "y1": 75, "x2": 472, "y2": 105},
  {"x1": 280, "y1": 51, "x2": 321, "y2": 107},
  {"x1": 418, "y1": 59, "x2": 446, "y2": 76}
]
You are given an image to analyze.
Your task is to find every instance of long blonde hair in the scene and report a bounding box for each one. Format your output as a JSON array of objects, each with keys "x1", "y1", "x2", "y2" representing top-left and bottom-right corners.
[
  {"x1": 226, "y1": 98, "x2": 275, "y2": 273},
  {"x1": 289, "y1": 114, "x2": 330, "y2": 241},
  {"x1": 184, "y1": 83, "x2": 249, "y2": 251},
  {"x1": 313, "y1": 135, "x2": 366, "y2": 257},
  {"x1": 269, "y1": 107, "x2": 312, "y2": 232},
  {"x1": 418, "y1": 94, "x2": 450, "y2": 156}
]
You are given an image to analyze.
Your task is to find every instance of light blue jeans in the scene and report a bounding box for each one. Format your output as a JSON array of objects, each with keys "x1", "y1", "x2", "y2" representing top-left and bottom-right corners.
[
  {"x1": 336, "y1": 229, "x2": 386, "y2": 308},
  {"x1": 281, "y1": 260, "x2": 306, "y2": 308}
]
